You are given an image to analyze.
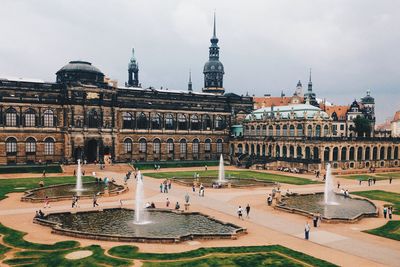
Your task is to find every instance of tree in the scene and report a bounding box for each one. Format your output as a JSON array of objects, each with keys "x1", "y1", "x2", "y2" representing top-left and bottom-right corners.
[{"x1": 352, "y1": 116, "x2": 372, "y2": 137}]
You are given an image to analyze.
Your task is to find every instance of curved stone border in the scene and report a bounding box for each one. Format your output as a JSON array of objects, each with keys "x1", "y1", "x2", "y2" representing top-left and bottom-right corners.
[
  {"x1": 275, "y1": 192, "x2": 379, "y2": 223},
  {"x1": 21, "y1": 182, "x2": 127, "y2": 203},
  {"x1": 172, "y1": 177, "x2": 275, "y2": 188},
  {"x1": 34, "y1": 208, "x2": 247, "y2": 243}
]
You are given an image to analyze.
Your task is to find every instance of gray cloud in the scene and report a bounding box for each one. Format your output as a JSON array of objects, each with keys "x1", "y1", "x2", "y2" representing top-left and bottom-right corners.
[{"x1": 1, "y1": 0, "x2": 399, "y2": 122}]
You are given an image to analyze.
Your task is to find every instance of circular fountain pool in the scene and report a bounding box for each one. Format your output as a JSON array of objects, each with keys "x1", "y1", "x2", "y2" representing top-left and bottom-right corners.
[
  {"x1": 173, "y1": 177, "x2": 274, "y2": 188},
  {"x1": 277, "y1": 193, "x2": 378, "y2": 222},
  {"x1": 34, "y1": 208, "x2": 246, "y2": 243},
  {"x1": 22, "y1": 182, "x2": 126, "y2": 202}
]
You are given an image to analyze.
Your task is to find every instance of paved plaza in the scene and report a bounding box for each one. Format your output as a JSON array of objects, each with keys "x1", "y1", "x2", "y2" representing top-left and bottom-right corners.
[{"x1": 0, "y1": 164, "x2": 399, "y2": 266}]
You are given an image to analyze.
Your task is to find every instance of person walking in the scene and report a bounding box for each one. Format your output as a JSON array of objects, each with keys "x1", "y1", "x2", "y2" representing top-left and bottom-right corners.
[
  {"x1": 159, "y1": 183, "x2": 163, "y2": 193},
  {"x1": 42, "y1": 170, "x2": 46, "y2": 178},
  {"x1": 175, "y1": 202, "x2": 180, "y2": 210},
  {"x1": 389, "y1": 177, "x2": 393, "y2": 184},
  {"x1": 237, "y1": 206, "x2": 243, "y2": 220},
  {"x1": 383, "y1": 206, "x2": 388, "y2": 219},
  {"x1": 245, "y1": 204, "x2": 251, "y2": 218},
  {"x1": 166, "y1": 198, "x2": 170, "y2": 208},
  {"x1": 305, "y1": 221, "x2": 311, "y2": 240},
  {"x1": 44, "y1": 196, "x2": 50, "y2": 209},
  {"x1": 388, "y1": 206, "x2": 393, "y2": 219},
  {"x1": 337, "y1": 181, "x2": 340, "y2": 189},
  {"x1": 313, "y1": 214, "x2": 319, "y2": 227},
  {"x1": 93, "y1": 194, "x2": 99, "y2": 207},
  {"x1": 205, "y1": 165, "x2": 208, "y2": 171},
  {"x1": 192, "y1": 184, "x2": 196, "y2": 193}
]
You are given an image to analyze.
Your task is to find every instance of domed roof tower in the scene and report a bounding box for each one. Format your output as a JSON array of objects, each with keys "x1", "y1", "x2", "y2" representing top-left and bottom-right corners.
[
  {"x1": 203, "y1": 13, "x2": 224, "y2": 95},
  {"x1": 56, "y1": 60, "x2": 104, "y2": 85}
]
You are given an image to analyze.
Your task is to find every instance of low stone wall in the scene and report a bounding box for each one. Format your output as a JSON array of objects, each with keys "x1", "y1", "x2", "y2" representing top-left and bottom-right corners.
[
  {"x1": 33, "y1": 208, "x2": 247, "y2": 243},
  {"x1": 21, "y1": 182, "x2": 127, "y2": 203},
  {"x1": 275, "y1": 192, "x2": 379, "y2": 223},
  {"x1": 172, "y1": 177, "x2": 275, "y2": 188}
]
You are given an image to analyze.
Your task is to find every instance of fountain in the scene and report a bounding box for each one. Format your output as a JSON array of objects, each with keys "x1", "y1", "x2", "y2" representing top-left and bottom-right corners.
[
  {"x1": 134, "y1": 171, "x2": 148, "y2": 224},
  {"x1": 324, "y1": 163, "x2": 337, "y2": 205},
  {"x1": 218, "y1": 154, "x2": 226, "y2": 183},
  {"x1": 75, "y1": 159, "x2": 84, "y2": 192},
  {"x1": 276, "y1": 163, "x2": 378, "y2": 221}
]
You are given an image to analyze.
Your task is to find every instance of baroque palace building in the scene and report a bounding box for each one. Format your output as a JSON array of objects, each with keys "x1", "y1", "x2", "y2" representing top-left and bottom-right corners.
[
  {"x1": 231, "y1": 76, "x2": 400, "y2": 171},
  {"x1": 0, "y1": 17, "x2": 253, "y2": 165}
]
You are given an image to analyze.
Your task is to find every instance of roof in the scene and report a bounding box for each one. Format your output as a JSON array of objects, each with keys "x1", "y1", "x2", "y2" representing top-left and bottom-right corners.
[
  {"x1": 323, "y1": 105, "x2": 349, "y2": 120},
  {"x1": 393, "y1": 111, "x2": 400, "y2": 122},
  {"x1": 56, "y1": 61, "x2": 103, "y2": 75},
  {"x1": 253, "y1": 96, "x2": 304, "y2": 108},
  {"x1": 0, "y1": 76, "x2": 45, "y2": 83},
  {"x1": 246, "y1": 103, "x2": 330, "y2": 120}
]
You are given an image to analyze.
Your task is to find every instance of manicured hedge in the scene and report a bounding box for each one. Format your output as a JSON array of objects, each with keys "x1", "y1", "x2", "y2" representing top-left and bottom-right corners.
[{"x1": 0, "y1": 164, "x2": 62, "y2": 174}]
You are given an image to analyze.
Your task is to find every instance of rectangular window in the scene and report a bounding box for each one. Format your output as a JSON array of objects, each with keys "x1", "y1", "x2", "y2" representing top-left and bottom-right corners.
[
  {"x1": 6, "y1": 142, "x2": 17, "y2": 153},
  {"x1": 139, "y1": 142, "x2": 146, "y2": 153},
  {"x1": 26, "y1": 142, "x2": 36, "y2": 153},
  {"x1": 153, "y1": 142, "x2": 160, "y2": 154},
  {"x1": 6, "y1": 113, "x2": 17, "y2": 127},
  {"x1": 124, "y1": 142, "x2": 132, "y2": 153},
  {"x1": 217, "y1": 142, "x2": 223, "y2": 153},
  {"x1": 44, "y1": 142, "x2": 54, "y2": 155},
  {"x1": 167, "y1": 142, "x2": 174, "y2": 153},
  {"x1": 180, "y1": 143, "x2": 186, "y2": 154},
  {"x1": 25, "y1": 114, "x2": 35, "y2": 127},
  {"x1": 205, "y1": 142, "x2": 211, "y2": 152}
]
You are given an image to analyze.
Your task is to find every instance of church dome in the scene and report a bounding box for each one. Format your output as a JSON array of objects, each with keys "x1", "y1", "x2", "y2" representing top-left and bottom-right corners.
[
  {"x1": 203, "y1": 60, "x2": 224, "y2": 73},
  {"x1": 56, "y1": 61, "x2": 105, "y2": 84}
]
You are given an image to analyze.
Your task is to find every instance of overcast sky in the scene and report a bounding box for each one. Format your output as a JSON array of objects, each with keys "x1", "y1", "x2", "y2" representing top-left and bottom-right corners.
[{"x1": 1, "y1": 0, "x2": 399, "y2": 123}]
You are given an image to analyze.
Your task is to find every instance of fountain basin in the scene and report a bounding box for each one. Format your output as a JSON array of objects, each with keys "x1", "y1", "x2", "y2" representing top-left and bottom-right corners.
[
  {"x1": 276, "y1": 192, "x2": 378, "y2": 222},
  {"x1": 34, "y1": 208, "x2": 246, "y2": 243},
  {"x1": 22, "y1": 182, "x2": 126, "y2": 202},
  {"x1": 172, "y1": 177, "x2": 275, "y2": 188}
]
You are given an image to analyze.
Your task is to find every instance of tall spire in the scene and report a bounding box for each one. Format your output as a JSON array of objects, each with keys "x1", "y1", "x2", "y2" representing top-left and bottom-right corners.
[
  {"x1": 308, "y1": 68, "x2": 312, "y2": 91},
  {"x1": 213, "y1": 12, "x2": 217, "y2": 38},
  {"x1": 127, "y1": 47, "x2": 139, "y2": 87},
  {"x1": 188, "y1": 69, "x2": 193, "y2": 92}
]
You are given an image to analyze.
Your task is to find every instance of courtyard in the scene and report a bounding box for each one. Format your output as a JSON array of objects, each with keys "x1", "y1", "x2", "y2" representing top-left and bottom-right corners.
[{"x1": 0, "y1": 163, "x2": 399, "y2": 266}]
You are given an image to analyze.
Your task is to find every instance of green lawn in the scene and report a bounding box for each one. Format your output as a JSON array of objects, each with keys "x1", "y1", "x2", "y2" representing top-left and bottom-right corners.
[
  {"x1": 376, "y1": 172, "x2": 400, "y2": 179},
  {"x1": 109, "y1": 245, "x2": 337, "y2": 267},
  {"x1": 133, "y1": 160, "x2": 219, "y2": 170},
  {"x1": 145, "y1": 170, "x2": 319, "y2": 185},
  {"x1": 352, "y1": 190, "x2": 400, "y2": 215},
  {"x1": 364, "y1": 221, "x2": 400, "y2": 241},
  {"x1": 0, "y1": 176, "x2": 93, "y2": 200},
  {"x1": 0, "y1": 164, "x2": 62, "y2": 174},
  {"x1": 339, "y1": 175, "x2": 387, "y2": 181},
  {"x1": 0, "y1": 222, "x2": 336, "y2": 267}
]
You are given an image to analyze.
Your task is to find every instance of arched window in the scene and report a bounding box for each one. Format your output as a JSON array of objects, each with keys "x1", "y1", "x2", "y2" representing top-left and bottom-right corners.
[
  {"x1": 333, "y1": 147, "x2": 339, "y2": 161},
  {"x1": 387, "y1": 147, "x2": 392, "y2": 160},
  {"x1": 44, "y1": 137, "x2": 55, "y2": 155},
  {"x1": 307, "y1": 125, "x2": 312, "y2": 137},
  {"x1": 26, "y1": 137, "x2": 36, "y2": 154},
  {"x1": 122, "y1": 112, "x2": 134, "y2": 129},
  {"x1": 357, "y1": 147, "x2": 363, "y2": 161},
  {"x1": 256, "y1": 126, "x2": 261, "y2": 136},
  {"x1": 365, "y1": 147, "x2": 371, "y2": 160},
  {"x1": 282, "y1": 146, "x2": 287, "y2": 157},
  {"x1": 123, "y1": 138, "x2": 132, "y2": 153},
  {"x1": 276, "y1": 125, "x2": 281, "y2": 136},
  {"x1": 250, "y1": 126, "x2": 255, "y2": 136},
  {"x1": 6, "y1": 137, "x2": 17, "y2": 155},
  {"x1": 297, "y1": 124, "x2": 303, "y2": 136},
  {"x1": 289, "y1": 145, "x2": 295, "y2": 157},
  {"x1": 315, "y1": 125, "x2": 321, "y2": 137},
  {"x1": 268, "y1": 126, "x2": 273, "y2": 136},
  {"x1": 262, "y1": 125, "x2": 267, "y2": 136},
  {"x1": 205, "y1": 139, "x2": 211, "y2": 152},
  {"x1": 238, "y1": 144, "x2": 243, "y2": 154},
  {"x1": 324, "y1": 125, "x2": 329, "y2": 136},
  {"x1": 165, "y1": 114, "x2": 174, "y2": 130},
  {"x1": 167, "y1": 139, "x2": 174, "y2": 153},
  {"x1": 349, "y1": 147, "x2": 355, "y2": 161},
  {"x1": 341, "y1": 147, "x2": 347, "y2": 161},
  {"x1": 297, "y1": 146, "x2": 302, "y2": 158},
  {"x1": 151, "y1": 114, "x2": 162, "y2": 129},
  {"x1": 88, "y1": 109, "x2": 99, "y2": 128},
  {"x1": 5, "y1": 108, "x2": 17, "y2": 127},
  {"x1": 216, "y1": 139, "x2": 223, "y2": 154},
  {"x1": 139, "y1": 138, "x2": 147, "y2": 153},
  {"x1": 289, "y1": 125, "x2": 295, "y2": 137},
  {"x1": 178, "y1": 114, "x2": 187, "y2": 130},
  {"x1": 305, "y1": 147, "x2": 311, "y2": 159},
  {"x1": 380, "y1": 147, "x2": 385, "y2": 160},
  {"x1": 203, "y1": 115, "x2": 212, "y2": 130},
  {"x1": 137, "y1": 113, "x2": 148, "y2": 129},
  {"x1": 373, "y1": 147, "x2": 378, "y2": 160},
  {"x1": 191, "y1": 115, "x2": 200, "y2": 130},
  {"x1": 24, "y1": 109, "x2": 36, "y2": 127},
  {"x1": 324, "y1": 147, "x2": 330, "y2": 161},
  {"x1": 313, "y1": 147, "x2": 319, "y2": 160},
  {"x1": 153, "y1": 139, "x2": 161, "y2": 154},
  {"x1": 43, "y1": 109, "x2": 55, "y2": 127},
  {"x1": 180, "y1": 139, "x2": 187, "y2": 156},
  {"x1": 215, "y1": 116, "x2": 224, "y2": 130},
  {"x1": 275, "y1": 145, "x2": 280, "y2": 157},
  {"x1": 192, "y1": 139, "x2": 200, "y2": 156},
  {"x1": 282, "y1": 125, "x2": 288, "y2": 136},
  {"x1": 394, "y1": 147, "x2": 399, "y2": 159}
]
